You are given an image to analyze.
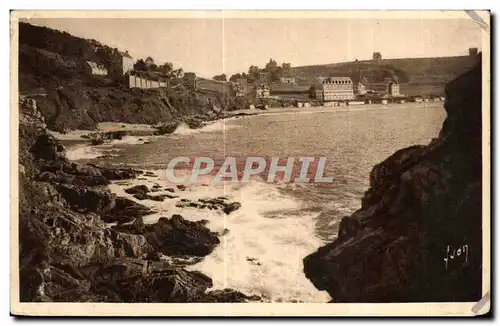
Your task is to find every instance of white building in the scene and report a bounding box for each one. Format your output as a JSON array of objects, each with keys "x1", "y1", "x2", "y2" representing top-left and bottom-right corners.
[
  {"x1": 127, "y1": 73, "x2": 168, "y2": 89},
  {"x1": 387, "y1": 81, "x2": 400, "y2": 97},
  {"x1": 84, "y1": 61, "x2": 108, "y2": 76},
  {"x1": 313, "y1": 77, "x2": 355, "y2": 101},
  {"x1": 280, "y1": 76, "x2": 296, "y2": 84},
  {"x1": 256, "y1": 84, "x2": 270, "y2": 98},
  {"x1": 118, "y1": 51, "x2": 134, "y2": 75}
]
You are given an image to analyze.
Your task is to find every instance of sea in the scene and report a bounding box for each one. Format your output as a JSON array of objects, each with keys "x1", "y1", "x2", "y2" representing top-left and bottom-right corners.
[{"x1": 66, "y1": 102, "x2": 446, "y2": 303}]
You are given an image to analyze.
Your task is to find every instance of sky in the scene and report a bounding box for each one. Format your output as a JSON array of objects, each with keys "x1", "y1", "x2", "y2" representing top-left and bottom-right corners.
[{"x1": 23, "y1": 17, "x2": 483, "y2": 78}]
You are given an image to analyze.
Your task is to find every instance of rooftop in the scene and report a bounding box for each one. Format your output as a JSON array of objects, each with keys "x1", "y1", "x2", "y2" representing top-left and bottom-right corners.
[
  {"x1": 119, "y1": 51, "x2": 133, "y2": 58},
  {"x1": 85, "y1": 60, "x2": 107, "y2": 70}
]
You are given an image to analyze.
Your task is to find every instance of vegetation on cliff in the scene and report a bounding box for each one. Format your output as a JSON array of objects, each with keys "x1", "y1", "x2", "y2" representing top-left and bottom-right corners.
[{"x1": 19, "y1": 22, "x2": 241, "y2": 132}]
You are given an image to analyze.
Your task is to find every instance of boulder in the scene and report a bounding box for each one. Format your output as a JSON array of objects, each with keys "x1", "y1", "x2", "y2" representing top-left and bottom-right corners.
[
  {"x1": 154, "y1": 121, "x2": 180, "y2": 135},
  {"x1": 30, "y1": 134, "x2": 67, "y2": 162},
  {"x1": 83, "y1": 130, "x2": 128, "y2": 141},
  {"x1": 124, "y1": 185, "x2": 150, "y2": 195},
  {"x1": 102, "y1": 197, "x2": 154, "y2": 224},
  {"x1": 119, "y1": 267, "x2": 213, "y2": 303},
  {"x1": 56, "y1": 184, "x2": 115, "y2": 215},
  {"x1": 223, "y1": 202, "x2": 241, "y2": 215},
  {"x1": 99, "y1": 166, "x2": 142, "y2": 181},
  {"x1": 144, "y1": 215, "x2": 220, "y2": 257},
  {"x1": 133, "y1": 193, "x2": 169, "y2": 202}
]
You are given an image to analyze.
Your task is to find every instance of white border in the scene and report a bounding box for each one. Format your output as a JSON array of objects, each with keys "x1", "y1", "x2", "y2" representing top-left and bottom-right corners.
[{"x1": 7, "y1": 8, "x2": 492, "y2": 318}]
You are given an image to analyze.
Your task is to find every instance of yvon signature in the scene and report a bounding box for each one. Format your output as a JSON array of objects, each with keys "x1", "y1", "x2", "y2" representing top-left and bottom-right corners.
[{"x1": 444, "y1": 245, "x2": 469, "y2": 271}]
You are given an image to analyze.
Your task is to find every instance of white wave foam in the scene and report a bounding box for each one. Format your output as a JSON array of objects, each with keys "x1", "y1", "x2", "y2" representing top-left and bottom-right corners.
[
  {"x1": 108, "y1": 172, "x2": 330, "y2": 302},
  {"x1": 188, "y1": 181, "x2": 330, "y2": 303},
  {"x1": 172, "y1": 119, "x2": 240, "y2": 136},
  {"x1": 65, "y1": 144, "x2": 103, "y2": 160}
]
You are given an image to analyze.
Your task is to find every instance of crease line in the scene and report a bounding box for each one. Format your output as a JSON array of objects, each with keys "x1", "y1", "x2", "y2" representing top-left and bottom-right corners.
[{"x1": 464, "y1": 10, "x2": 490, "y2": 34}]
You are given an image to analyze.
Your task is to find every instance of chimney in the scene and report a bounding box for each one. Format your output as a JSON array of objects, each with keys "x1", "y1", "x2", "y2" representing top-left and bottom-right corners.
[{"x1": 469, "y1": 48, "x2": 478, "y2": 57}]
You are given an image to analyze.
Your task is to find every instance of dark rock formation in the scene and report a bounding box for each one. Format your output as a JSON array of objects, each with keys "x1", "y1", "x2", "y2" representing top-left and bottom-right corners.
[
  {"x1": 303, "y1": 58, "x2": 483, "y2": 302},
  {"x1": 102, "y1": 197, "x2": 154, "y2": 224},
  {"x1": 123, "y1": 185, "x2": 173, "y2": 201},
  {"x1": 223, "y1": 202, "x2": 242, "y2": 215},
  {"x1": 30, "y1": 134, "x2": 67, "y2": 161},
  {"x1": 18, "y1": 103, "x2": 261, "y2": 303},
  {"x1": 153, "y1": 121, "x2": 180, "y2": 135},
  {"x1": 194, "y1": 289, "x2": 261, "y2": 303},
  {"x1": 113, "y1": 215, "x2": 220, "y2": 257},
  {"x1": 56, "y1": 183, "x2": 115, "y2": 215},
  {"x1": 99, "y1": 166, "x2": 141, "y2": 181},
  {"x1": 117, "y1": 266, "x2": 213, "y2": 303},
  {"x1": 144, "y1": 215, "x2": 220, "y2": 256},
  {"x1": 177, "y1": 197, "x2": 241, "y2": 214},
  {"x1": 133, "y1": 193, "x2": 170, "y2": 202},
  {"x1": 124, "y1": 185, "x2": 150, "y2": 195},
  {"x1": 83, "y1": 130, "x2": 128, "y2": 141}
]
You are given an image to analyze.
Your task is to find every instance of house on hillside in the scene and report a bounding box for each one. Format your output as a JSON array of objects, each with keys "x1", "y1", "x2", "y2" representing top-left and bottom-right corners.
[
  {"x1": 313, "y1": 77, "x2": 355, "y2": 101},
  {"x1": 280, "y1": 76, "x2": 296, "y2": 84},
  {"x1": 256, "y1": 84, "x2": 270, "y2": 98},
  {"x1": 232, "y1": 78, "x2": 247, "y2": 97},
  {"x1": 84, "y1": 61, "x2": 108, "y2": 76},
  {"x1": 117, "y1": 51, "x2": 134, "y2": 75},
  {"x1": 387, "y1": 81, "x2": 400, "y2": 97}
]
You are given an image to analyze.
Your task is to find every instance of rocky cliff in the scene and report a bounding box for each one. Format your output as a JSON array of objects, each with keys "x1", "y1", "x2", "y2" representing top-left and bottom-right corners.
[
  {"x1": 303, "y1": 57, "x2": 484, "y2": 302},
  {"x1": 18, "y1": 100, "x2": 258, "y2": 303},
  {"x1": 19, "y1": 23, "x2": 245, "y2": 132}
]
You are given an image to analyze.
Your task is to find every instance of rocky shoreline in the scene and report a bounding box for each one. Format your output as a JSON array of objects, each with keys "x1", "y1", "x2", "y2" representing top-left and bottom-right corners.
[
  {"x1": 303, "y1": 57, "x2": 483, "y2": 302},
  {"x1": 49, "y1": 109, "x2": 259, "y2": 150},
  {"x1": 18, "y1": 100, "x2": 258, "y2": 303}
]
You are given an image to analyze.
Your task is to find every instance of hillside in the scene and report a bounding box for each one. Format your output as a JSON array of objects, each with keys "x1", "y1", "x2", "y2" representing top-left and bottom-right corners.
[
  {"x1": 291, "y1": 55, "x2": 477, "y2": 96},
  {"x1": 18, "y1": 22, "x2": 241, "y2": 132}
]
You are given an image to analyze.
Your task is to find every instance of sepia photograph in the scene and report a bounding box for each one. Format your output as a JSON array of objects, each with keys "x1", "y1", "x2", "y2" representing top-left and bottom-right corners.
[{"x1": 10, "y1": 10, "x2": 490, "y2": 316}]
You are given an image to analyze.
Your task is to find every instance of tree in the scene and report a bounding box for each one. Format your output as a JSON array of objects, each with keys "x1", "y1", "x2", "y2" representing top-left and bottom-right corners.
[
  {"x1": 174, "y1": 68, "x2": 184, "y2": 79},
  {"x1": 270, "y1": 66, "x2": 284, "y2": 82},
  {"x1": 248, "y1": 65, "x2": 260, "y2": 75},
  {"x1": 265, "y1": 58, "x2": 278, "y2": 71},
  {"x1": 184, "y1": 72, "x2": 196, "y2": 79},
  {"x1": 213, "y1": 74, "x2": 227, "y2": 81},
  {"x1": 133, "y1": 59, "x2": 147, "y2": 71},
  {"x1": 229, "y1": 73, "x2": 242, "y2": 82},
  {"x1": 282, "y1": 62, "x2": 291, "y2": 70},
  {"x1": 159, "y1": 62, "x2": 173, "y2": 76},
  {"x1": 145, "y1": 56, "x2": 155, "y2": 67},
  {"x1": 248, "y1": 65, "x2": 261, "y2": 83},
  {"x1": 148, "y1": 63, "x2": 158, "y2": 72}
]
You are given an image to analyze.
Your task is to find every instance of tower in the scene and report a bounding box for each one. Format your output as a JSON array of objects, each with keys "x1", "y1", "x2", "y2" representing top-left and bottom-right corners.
[{"x1": 469, "y1": 48, "x2": 478, "y2": 57}]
